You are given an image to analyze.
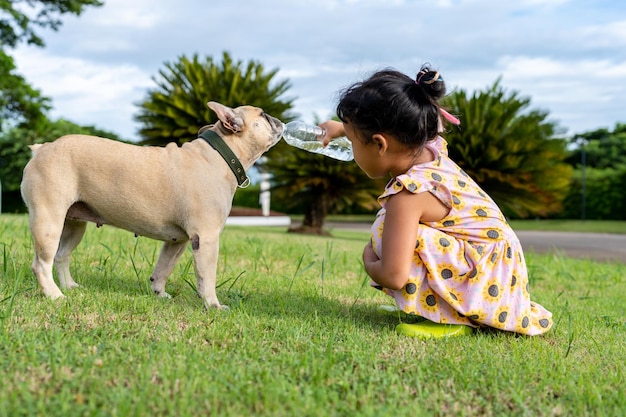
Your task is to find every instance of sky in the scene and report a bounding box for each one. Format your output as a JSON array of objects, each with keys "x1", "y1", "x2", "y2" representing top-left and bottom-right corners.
[{"x1": 11, "y1": 0, "x2": 626, "y2": 142}]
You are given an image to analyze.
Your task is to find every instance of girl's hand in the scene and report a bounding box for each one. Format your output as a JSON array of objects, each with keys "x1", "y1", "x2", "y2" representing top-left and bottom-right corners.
[
  {"x1": 362, "y1": 241, "x2": 380, "y2": 265},
  {"x1": 362, "y1": 241, "x2": 381, "y2": 282},
  {"x1": 318, "y1": 120, "x2": 344, "y2": 146}
]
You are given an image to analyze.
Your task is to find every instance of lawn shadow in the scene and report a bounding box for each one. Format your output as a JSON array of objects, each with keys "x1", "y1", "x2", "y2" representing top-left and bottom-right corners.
[{"x1": 217, "y1": 285, "x2": 407, "y2": 334}]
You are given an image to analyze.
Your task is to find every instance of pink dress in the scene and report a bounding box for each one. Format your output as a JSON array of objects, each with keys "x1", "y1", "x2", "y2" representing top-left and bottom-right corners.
[{"x1": 370, "y1": 136, "x2": 552, "y2": 335}]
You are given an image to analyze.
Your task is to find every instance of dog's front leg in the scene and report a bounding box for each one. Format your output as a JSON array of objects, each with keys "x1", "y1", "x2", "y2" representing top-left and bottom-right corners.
[
  {"x1": 189, "y1": 231, "x2": 225, "y2": 309},
  {"x1": 151, "y1": 240, "x2": 188, "y2": 298}
]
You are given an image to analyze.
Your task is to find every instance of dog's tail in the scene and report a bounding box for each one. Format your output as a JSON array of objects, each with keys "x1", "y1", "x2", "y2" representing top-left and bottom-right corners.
[{"x1": 28, "y1": 143, "x2": 44, "y2": 155}]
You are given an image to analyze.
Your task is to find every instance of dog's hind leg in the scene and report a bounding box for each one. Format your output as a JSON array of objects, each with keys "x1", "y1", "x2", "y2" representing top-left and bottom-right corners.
[
  {"x1": 55, "y1": 219, "x2": 87, "y2": 290},
  {"x1": 150, "y1": 240, "x2": 188, "y2": 298},
  {"x1": 28, "y1": 207, "x2": 67, "y2": 299}
]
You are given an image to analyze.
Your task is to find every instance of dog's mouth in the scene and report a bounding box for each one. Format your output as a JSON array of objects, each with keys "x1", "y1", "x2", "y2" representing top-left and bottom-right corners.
[{"x1": 263, "y1": 112, "x2": 284, "y2": 141}]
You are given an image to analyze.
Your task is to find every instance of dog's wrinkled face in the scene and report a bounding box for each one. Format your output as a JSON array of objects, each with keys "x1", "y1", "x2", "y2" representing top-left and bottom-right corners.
[
  {"x1": 206, "y1": 101, "x2": 284, "y2": 158},
  {"x1": 244, "y1": 106, "x2": 283, "y2": 149}
]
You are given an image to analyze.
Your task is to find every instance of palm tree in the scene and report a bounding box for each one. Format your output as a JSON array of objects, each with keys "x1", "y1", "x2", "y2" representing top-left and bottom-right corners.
[
  {"x1": 442, "y1": 80, "x2": 572, "y2": 218},
  {"x1": 135, "y1": 52, "x2": 295, "y2": 145}
]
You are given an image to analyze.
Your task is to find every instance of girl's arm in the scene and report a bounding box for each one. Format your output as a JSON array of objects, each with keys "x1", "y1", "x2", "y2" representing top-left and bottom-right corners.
[{"x1": 363, "y1": 189, "x2": 447, "y2": 290}]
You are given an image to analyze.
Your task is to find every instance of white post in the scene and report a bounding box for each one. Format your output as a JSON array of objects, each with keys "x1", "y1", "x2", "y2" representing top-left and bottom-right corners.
[{"x1": 259, "y1": 171, "x2": 271, "y2": 217}]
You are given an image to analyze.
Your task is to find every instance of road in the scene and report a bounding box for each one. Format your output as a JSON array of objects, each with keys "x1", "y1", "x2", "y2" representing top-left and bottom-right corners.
[
  {"x1": 514, "y1": 230, "x2": 626, "y2": 263},
  {"x1": 325, "y1": 222, "x2": 626, "y2": 264}
]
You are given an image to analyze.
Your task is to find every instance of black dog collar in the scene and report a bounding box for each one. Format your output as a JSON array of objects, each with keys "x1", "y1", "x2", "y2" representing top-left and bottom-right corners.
[{"x1": 199, "y1": 130, "x2": 250, "y2": 188}]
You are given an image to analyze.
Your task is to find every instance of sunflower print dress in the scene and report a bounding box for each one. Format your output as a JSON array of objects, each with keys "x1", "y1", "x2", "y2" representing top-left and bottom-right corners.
[{"x1": 370, "y1": 136, "x2": 552, "y2": 335}]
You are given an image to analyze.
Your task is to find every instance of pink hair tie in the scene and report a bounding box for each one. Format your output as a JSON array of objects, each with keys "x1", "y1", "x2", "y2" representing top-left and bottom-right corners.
[{"x1": 440, "y1": 108, "x2": 460, "y2": 125}]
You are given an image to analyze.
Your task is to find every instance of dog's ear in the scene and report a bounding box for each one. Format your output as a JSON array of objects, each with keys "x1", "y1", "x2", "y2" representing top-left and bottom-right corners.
[{"x1": 207, "y1": 101, "x2": 244, "y2": 133}]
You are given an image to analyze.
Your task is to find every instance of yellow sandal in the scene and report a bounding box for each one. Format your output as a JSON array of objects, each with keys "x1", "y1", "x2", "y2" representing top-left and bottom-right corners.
[{"x1": 396, "y1": 321, "x2": 473, "y2": 339}]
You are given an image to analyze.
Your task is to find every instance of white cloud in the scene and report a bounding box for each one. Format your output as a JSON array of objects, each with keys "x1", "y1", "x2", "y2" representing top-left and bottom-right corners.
[
  {"x1": 9, "y1": 0, "x2": 626, "y2": 139},
  {"x1": 81, "y1": 0, "x2": 162, "y2": 29},
  {"x1": 579, "y1": 20, "x2": 626, "y2": 46},
  {"x1": 494, "y1": 55, "x2": 626, "y2": 132},
  {"x1": 520, "y1": 0, "x2": 571, "y2": 6},
  {"x1": 13, "y1": 48, "x2": 152, "y2": 139}
]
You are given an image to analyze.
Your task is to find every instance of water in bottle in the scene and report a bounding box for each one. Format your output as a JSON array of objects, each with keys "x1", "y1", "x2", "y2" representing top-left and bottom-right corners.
[{"x1": 281, "y1": 120, "x2": 353, "y2": 161}]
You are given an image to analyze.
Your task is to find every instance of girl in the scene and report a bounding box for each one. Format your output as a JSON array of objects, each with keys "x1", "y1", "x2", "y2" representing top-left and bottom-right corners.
[{"x1": 320, "y1": 66, "x2": 552, "y2": 339}]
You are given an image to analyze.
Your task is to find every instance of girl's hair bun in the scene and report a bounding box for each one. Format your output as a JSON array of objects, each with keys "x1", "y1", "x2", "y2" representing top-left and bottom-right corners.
[{"x1": 415, "y1": 64, "x2": 446, "y2": 101}]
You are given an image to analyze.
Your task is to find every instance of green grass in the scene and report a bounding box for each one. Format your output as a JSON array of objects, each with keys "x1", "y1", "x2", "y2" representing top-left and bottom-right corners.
[
  {"x1": 508, "y1": 219, "x2": 626, "y2": 234},
  {"x1": 1, "y1": 214, "x2": 625, "y2": 416}
]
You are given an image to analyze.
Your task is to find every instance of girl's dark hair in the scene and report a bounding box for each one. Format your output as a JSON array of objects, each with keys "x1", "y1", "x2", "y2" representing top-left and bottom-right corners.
[{"x1": 336, "y1": 64, "x2": 447, "y2": 148}]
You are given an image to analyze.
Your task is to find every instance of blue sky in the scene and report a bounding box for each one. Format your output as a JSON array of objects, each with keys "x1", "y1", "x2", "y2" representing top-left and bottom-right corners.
[{"x1": 12, "y1": 0, "x2": 626, "y2": 141}]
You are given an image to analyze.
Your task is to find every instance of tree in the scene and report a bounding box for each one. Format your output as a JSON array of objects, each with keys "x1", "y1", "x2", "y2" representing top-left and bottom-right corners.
[
  {"x1": 441, "y1": 80, "x2": 572, "y2": 218},
  {"x1": 0, "y1": 51, "x2": 50, "y2": 132},
  {"x1": 135, "y1": 52, "x2": 295, "y2": 146},
  {"x1": 558, "y1": 123, "x2": 626, "y2": 220},
  {"x1": 566, "y1": 124, "x2": 626, "y2": 169},
  {"x1": 1, "y1": 0, "x2": 103, "y2": 48},
  {"x1": 1, "y1": 0, "x2": 103, "y2": 132},
  {"x1": 1, "y1": 0, "x2": 106, "y2": 212}
]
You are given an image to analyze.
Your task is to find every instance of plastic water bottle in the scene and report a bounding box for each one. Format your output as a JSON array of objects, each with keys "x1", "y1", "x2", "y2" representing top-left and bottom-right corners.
[{"x1": 282, "y1": 121, "x2": 353, "y2": 161}]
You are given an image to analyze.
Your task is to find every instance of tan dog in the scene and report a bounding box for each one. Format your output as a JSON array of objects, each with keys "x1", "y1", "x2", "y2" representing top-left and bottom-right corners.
[{"x1": 20, "y1": 101, "x2": 283, "y2": 309}]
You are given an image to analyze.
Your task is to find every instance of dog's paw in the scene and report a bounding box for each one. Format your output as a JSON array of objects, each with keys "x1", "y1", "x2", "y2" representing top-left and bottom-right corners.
[
  {"x1": 43, "y1": 289, "x2": 66, "y2": 300},
  {"x1": 48, "y1": 293, "x2": 66, "y2": 300},
  {"x1": 203, "y1": 300, "x2": 229, "y2": 310},
  {"x1": 60, "y1": 282, "x2": 80, "y2": 290}
]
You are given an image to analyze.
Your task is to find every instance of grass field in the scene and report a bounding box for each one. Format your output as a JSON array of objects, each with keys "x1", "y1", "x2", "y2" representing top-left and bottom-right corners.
[{"x1": 1, "y1": 214, "x2": 625, "y2": 416}]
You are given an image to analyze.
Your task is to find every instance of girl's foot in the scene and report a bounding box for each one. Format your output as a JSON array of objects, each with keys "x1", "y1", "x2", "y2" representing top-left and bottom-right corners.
[
  {"x1": 377, "y1": 305, "x2": 422, "y2": 319},
  {"x1": 396, "y1": 321, "x2": 473, "y2": 339},
  {"x1": 376, "y1": 304, "x2": 404, "y2": 315}
]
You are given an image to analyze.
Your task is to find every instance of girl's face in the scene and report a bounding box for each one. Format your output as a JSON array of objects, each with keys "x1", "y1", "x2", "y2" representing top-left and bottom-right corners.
[{"x1": 343, "y1": 122, "x2": 387, "y2": 179}]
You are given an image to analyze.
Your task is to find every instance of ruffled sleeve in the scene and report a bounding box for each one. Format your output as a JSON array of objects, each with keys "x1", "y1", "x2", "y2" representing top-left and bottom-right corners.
[
  {"x1": 377, "y1": 165, "x2": 454, "y2": 210},
  {"x1": 377, "y1": 174, "x2": 429, "y2": 206}
]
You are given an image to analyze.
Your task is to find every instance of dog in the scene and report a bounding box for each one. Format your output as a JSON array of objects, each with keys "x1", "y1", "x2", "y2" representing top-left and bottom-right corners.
[{"x1": 20, "y1": 101, "x2": 283, "y2": 309}]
